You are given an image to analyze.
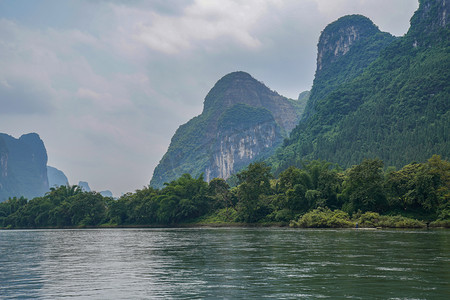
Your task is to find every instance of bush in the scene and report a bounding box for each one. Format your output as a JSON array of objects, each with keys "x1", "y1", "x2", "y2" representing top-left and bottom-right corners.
[
  {"x1": 195, "y1": 208, "x2": 238, "y2": 224},
  {"x1": 430, "y1": 219, "x2": 450, "y2": 228},
  {"x1": 357, "y1": 212, "x2": 425, "y2": 228},
  {"x1": 266, "y1": 209, "x2": 296, "y2": 222},
  {"x1": 290, "y1": 207, "x2": 353, "y2": 228}
]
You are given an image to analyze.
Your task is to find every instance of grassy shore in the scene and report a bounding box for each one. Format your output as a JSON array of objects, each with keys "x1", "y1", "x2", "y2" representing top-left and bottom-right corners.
[{"x1": 2, "y1": 207, "x2": 448, "y2": 229}]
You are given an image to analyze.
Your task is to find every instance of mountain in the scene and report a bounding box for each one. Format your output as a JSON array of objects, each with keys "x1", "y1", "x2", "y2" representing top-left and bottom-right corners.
[
  {"x1": 100, "y1": 190, "x2": 113, "y2": 198},
  {"x1": 302, "y1": 14, "x2": 396, "y2": 120},
  {"x1": 78, "y1": 181, "x2": 91, "y2": 192},
  {"x1": 270, "y1": 0, "x2": 450, "y2": 173},
  {"x1": 47, "y1": 166, "x2": 69, "y2": 188},
  {"x1": 0, "y1": 133, "x2": 49, "y2": 202},
  {"x1": 297, "y1": 91, "x2": 310, "y2": 102},
  {"x1": 150, "y1": 71, "x2": 306, "y2": 188}
]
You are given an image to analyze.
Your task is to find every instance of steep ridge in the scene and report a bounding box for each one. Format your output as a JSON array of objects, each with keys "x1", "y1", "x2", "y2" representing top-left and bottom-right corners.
[
  {"x1": 303, "y1": 14, "x2": 395, "y2": 120},
  {"x1": 151, "y1": 72, "x2": 305, "y2": 187},
  {"x1": 270, "y1": 0, "x2": 450, "y2": 173},
  {"x1": 0, "y1": 133, "x2": 49, "y2": 202}
]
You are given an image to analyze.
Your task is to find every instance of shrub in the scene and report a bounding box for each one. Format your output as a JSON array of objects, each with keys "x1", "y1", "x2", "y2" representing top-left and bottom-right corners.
[
  {"x1": 290, "y1": 207, "x2": 353, "y2": 228},
  {"x1": 357, "y1": 212, "x2": 425, "y2": 228}
]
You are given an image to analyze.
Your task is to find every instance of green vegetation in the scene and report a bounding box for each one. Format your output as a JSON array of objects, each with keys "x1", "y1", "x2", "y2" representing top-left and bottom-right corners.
[
  {"x1": 270, "y1": 4, "x2": 450, "y2": 175},
  {"x1": 289, "y1": 209, "x2": 425, "y2": 228},
  {"x1": 218, "y1": 104, "x2": 275, "y2": 130},
  {"x1": 1, "y1": 156, "x2": 448, "y2": 229},
  {"x1": 290, "y1": 208, "x2": 353, "y2": 228}
]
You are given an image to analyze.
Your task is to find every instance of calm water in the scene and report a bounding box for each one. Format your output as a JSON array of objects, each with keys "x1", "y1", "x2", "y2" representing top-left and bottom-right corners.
[{"x1": 0, "y1": 228, "x2": 449, "y2": 299}]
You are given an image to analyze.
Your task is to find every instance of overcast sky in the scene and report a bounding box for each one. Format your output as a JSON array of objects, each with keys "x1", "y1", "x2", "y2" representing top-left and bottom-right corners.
[{"x1": 0, "y1": 0, "x2": 418, "y2": 196}]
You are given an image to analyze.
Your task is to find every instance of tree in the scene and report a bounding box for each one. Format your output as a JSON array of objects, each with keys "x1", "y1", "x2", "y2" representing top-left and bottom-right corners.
[
  {"x1": 156, "y1": 173, "x2": 209, "y2": 224},
  {"x1": 236, "y1": 162, "x2": 273, "y2": 222},
  {"x1": 341, "y1": 158, "x2": 387, "y2": 212},
  {"x1": 69, "y1": 192, "x2": 107, "y2": 226},
  {"x1": 278, "y1": 161, "x2": 342, "y2": 212},
  {"x1": 386, "y1": 155, "x2": 450, "y2": 217}
]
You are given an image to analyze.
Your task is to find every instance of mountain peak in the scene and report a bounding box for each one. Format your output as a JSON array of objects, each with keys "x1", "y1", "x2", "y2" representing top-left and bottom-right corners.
[
  {"x1": 302, "y1": 15, "x2": 394, "y2": 120},
  {"x1": 202, "y1": 71, "x2": 268, "y2": 113},
  {"x1": 316, "y1": 15, "x2": 380, "y2": 71},
  {"x1": 220, "y1": 71, "x2": 253, "y2": 80},
  {"x1": 408, "y1": 0, "x2": 449, "y2": 45},
  {"x1": 202, "y1": 71, "x2": 301, "y2": 132}
]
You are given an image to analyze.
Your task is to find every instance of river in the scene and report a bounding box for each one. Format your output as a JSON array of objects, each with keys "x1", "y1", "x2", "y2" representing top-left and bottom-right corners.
[{"x1": 0, "y1": 228, "x2": 448, "y2": 299}]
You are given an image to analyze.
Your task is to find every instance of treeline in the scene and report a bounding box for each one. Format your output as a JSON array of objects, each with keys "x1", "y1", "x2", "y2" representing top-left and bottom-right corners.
[{"x1": 1, "y1": 155, "x2": 449, "y2": 229}]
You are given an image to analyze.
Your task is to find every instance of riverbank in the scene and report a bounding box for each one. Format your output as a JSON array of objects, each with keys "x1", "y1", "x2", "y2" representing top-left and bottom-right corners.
[{"x1": 3, "y1": 212, "x2": 447, "y2": 230}]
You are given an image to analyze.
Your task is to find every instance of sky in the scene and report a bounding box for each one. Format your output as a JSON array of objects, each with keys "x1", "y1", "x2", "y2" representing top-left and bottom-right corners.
[{"x1": 0, "y1": 0, "x2": 419, "y2": 196}]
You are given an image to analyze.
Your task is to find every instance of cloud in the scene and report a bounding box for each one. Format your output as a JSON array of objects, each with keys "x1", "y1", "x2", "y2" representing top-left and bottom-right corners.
[
  {"x1": 110, "y1": 0, "x2": 272, "y2": 55},
  {"x1": 313, "y1": 0, "x2": 418, "y2": 36},
  {"x1": 0, "y1": 76, "x2": 55, "y2": 115}
]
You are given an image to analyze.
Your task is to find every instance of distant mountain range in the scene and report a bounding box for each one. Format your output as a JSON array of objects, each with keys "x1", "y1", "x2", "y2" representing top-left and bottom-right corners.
[{"x1": 0, "y1": 133, "x2": 113, "y2": 201}]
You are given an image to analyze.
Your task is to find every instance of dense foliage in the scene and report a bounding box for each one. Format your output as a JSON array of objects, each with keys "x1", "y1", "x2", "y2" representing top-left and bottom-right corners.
[
  {"x1": 1, "y1": 156, "x2": 449, "y2": 229},
  {"x1": 270, "y1": 2, "x2": 450, "y2": 175},
  {"x1": 218, "y1": 104, "x2": 275, "y2": 130}
]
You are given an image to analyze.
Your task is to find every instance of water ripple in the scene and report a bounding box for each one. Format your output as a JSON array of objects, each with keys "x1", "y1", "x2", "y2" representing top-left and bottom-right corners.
[{"x1": 0, "y1": 228, "x2": 449, "y2": 299}]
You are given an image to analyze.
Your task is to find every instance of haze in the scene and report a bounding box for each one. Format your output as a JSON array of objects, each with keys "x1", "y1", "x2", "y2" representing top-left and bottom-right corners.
[{"x1": 0, "y1": 0, "x2": 418, "y2": 196}]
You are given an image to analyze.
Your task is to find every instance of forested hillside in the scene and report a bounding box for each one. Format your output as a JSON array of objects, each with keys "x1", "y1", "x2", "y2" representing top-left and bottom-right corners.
[{"x1": 270, "y1": 0, "x2": 449, "y2": 174}]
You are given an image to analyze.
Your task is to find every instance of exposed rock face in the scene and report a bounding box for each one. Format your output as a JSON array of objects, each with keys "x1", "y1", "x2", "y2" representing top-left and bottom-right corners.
[
  {"x1": 0, "y1": 133, "x2": 49, "y2": 202},
  {"x1": 47, "y1": 166, "x2": 69, "y2": 188},
  {"x1": 302, "y1": 15, "x2": 395, "y2": 120},
  {"x1": 316, "y1": 15, "x2": 379, "y2": 72},
  {"x1": 150, "y1": 72, "x2": 305, "y2": 188},
  {"x1": 205, "y1": 121, "x2": 281, "y2": 181}
]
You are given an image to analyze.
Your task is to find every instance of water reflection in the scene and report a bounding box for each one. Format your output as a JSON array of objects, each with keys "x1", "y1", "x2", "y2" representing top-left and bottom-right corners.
[{"x1": 0, "y1": 228, "x2": 449, "y2": 299}]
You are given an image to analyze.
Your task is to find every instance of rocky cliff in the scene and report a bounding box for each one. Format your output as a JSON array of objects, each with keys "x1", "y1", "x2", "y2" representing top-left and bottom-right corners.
[
  {"x1": 151, "y1": 72, "x2": 305, "y2": 187},
  {"x1": 205, "y1": 104, "x2": 283, "y2": 181},
  {"x1": 316, "y1": 15, "x2": 379, "y2": 72},
  {"x1": 0, "y1": 133, "x2": 49, "y2": 202}
]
